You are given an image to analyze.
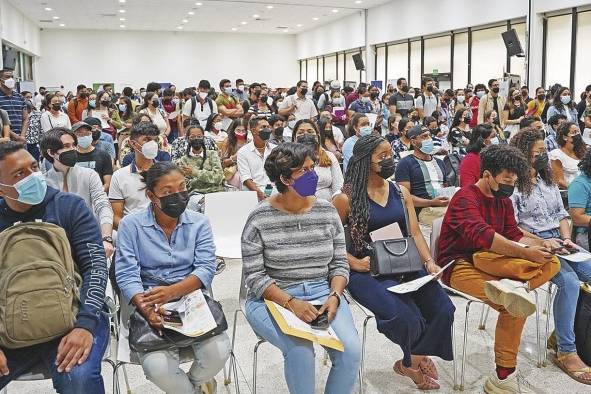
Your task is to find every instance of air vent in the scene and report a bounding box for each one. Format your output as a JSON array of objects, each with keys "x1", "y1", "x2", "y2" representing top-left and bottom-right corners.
[
  {"x1": 255, "y1": 17, "x2": 269, "y2": 21},
  {"x1": 275, "y1": 26, "x2": 288, "y2": 29},
  {"x1": 39, "y1": 19, "x2": 53, "y2": 23},
  {"x1": 100, "y1": 13, "x2": 117, "y2": 17}
]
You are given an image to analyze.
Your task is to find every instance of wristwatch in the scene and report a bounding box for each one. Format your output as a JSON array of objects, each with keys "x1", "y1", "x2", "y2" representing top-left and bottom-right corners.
[
  {"x1": 329, "y1": 291, "x2": 341, "y2": 307},
  {"x1": 102, "y1": 236, "x2": 114, "y2": 245}
]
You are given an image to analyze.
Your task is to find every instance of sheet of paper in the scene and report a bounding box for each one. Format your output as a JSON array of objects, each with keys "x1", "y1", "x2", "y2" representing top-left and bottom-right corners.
[
  {"x1": 437, "y1": 186, "x2": 459, "y2": 199},
  {"x1": 560, "y1": 251, "x2": 591, "y2": 263},
  {"x1": 272, "y1": 301, "x2": 340, "y2": 339},
  {"x1": 162, "y1": 289, "x2": 217, "y2": 337},
  {"x1": 387, "y1": 260, "x2": 455, "y2": 294},
  {"x1": 370, "y1": 222, "x2": 403, "y2": 242},
  {"x1": 366, "y1": 113, "x2": 378, "y2": 128},
  {"x1": 168, "y1": 110, "x2": 180, "y2": 119}
]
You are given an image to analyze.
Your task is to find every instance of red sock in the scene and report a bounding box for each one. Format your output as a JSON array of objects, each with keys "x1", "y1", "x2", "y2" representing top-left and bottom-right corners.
[{"x1": 496, "y1": 365, "x2": 515, "y2": 380}]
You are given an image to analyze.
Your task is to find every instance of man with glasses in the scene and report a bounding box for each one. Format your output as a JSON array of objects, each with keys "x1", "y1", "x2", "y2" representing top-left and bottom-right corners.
[{"x1": 478, "y1": 79, "x2": 506, "y2": 125}]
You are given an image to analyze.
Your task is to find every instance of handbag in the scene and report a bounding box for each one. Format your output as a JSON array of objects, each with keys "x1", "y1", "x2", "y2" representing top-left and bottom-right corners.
[
  {"x1": 128, "y1": 272, "x2": 228, "y2": 353},
  {"x1": 368, "y1": 182, "x2": 424, "y2": 278}
]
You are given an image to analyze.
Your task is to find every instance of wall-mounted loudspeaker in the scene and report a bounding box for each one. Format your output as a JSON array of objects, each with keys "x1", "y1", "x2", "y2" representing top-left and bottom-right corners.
[
  {"x1": 352, "y1": 53, "x2": 365, "y2": 71},
  {"x1": 501, "y1": 29, "x2": 524, "y2": 57}
]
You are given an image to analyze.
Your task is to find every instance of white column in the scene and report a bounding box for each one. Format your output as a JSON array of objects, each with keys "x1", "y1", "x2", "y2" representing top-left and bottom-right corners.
[
  {"x1": 364, "y1": 9, "x2": 375, "y2": 82},
  {"x1": 527, "y1": 1, "x2": 544, "y2": 89}
]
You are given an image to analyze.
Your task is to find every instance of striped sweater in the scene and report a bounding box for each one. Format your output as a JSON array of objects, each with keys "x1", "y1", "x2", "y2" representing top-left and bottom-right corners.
[{"x1": 241, "y1": 199, "x2": 349, "y2": 299}]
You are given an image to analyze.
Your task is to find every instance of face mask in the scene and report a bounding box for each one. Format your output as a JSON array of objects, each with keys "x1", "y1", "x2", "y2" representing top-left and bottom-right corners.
[
  {"x1": 537, "y1": 94, "x2": 545, "y2": 101},
  {"x1": 296, "y1": 133, "x2": 318, "y2": 147},
  {"x1": 360, "y1": 125, "x2": 373, "y2": 137},
  {"x1": 489, "y1": 137, "x2": 500, "y2": 145},
  {"x1": 141, "y1": 140, "x2": 159, "y2": 159},
  {"x1": 476, "y1": 90, "x2": 485, "y2": 99},
  {"x1": 88, "y1": 100, "x2": 96, "y2": 109},
  {"x1": 418, "y1": 138, "x2": 435, "y2": 155},
  {"x1": 463, "y1": 116, "x2": 470, "y2": 123},
  {"x1": 259, "y1": 127, "x2": 272, "y2": 141},
  {"x1": 491, "y1": 181, "x2": 515, "y2": 199},
  {"x1": 51, "y1": 103, "x2": 62, "y2": 111},
  {"x1": 0, "y1": 172, "x2": 47, "y2": 205},
  {"x1": 199, "y1": 92, "x2": 208, "y2": 99},
  {"x1": 213, "y1": 121, "x2": 223, "y2": 131},
  {"x1": 224, "y1": 87, "x2": 233, "y2": 95},
  {"x1": 190, "y1": 138, "x2": 204, "y2": 149},
  {"x1": 151, "y1": 99, "x2": 159, "y2": 107},
  {"x1": 427, "y1": 86, "x2": 434, "y2": 93},
  {"x1": 259, "y1": 95, "x2": 268, "y2": 103},
  {"x1": 571, "y1": 133, "x2": 583, "y2": 146},
  {"x1": 118, "y1": 104, "x2": 127, "y2": 112},
  {"x1": 300, "y1": 88, "x2": 308, "y2": 96},
  {"x1": 288, "y1": 120, "x2": 296, "y2": 129},
  {"x1": 370, "y1": 92, "x2": 378, "y2": 99},
  {"x1": 492, "y1": 87, "x2": 500, "y2": 94},
  {"x1": 237, "y1": 85, "x2": 244, "y2": 92},
  {"x1": 561, "y1": 95, "x2": 571, "y2": 105},
  {"x1": 412, "y1": 115, "x2": 420, "y2": 122},
  {"x1": 77, "y1": 135, "x2": 93, "y2": 149},
  {"x1": 235, "y1": 131, "x2": 247, "y2": 141},
  {"x1": 376, "y1": 157, "x2": 396, "y2": 179},
  {"x1": 401, "y1": 85, "x2": 409, "y2": 93},
  {"x1": 57, "y1": 149, "x2": 78, "y2": 167},
  {"x1": 100, "y1": 100, "x2": 110, "y2": 107},
  {"x1": 79, "y1": 93, "x2": 88, "y2": 99},
  {"x1": 361, "y1": 96, "x2": 370, "y2": 103},
  {"x1": 456, "y1": 95, "x2": 465, "y2": 103},
  {"x1": 156, "y1": 191, "x2": 189, "y2": 218},
  {"x1": 533, "y1": 152, "x2": 549, "y2": 171},
  {"x1": 290, "y1": 170, "x2": 318, "y2": 198},
  {"x1": 140, "y1": 91, "x2": 146, "y2": 98},
  {"x1": 3, "y1": 78, "x2": 15, "y2": 90}
]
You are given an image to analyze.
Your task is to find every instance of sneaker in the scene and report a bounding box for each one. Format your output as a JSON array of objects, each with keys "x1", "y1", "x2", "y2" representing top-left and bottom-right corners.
[
  {"x1": 215, "y1": 258, "x2": 226, "y2": 275},
  {"x1": 484, "y1": 279, "x2": 536, "y2": 318},
  {"x1": 201, "y1": 378, "x2": 217, "y2": 394},
  {"x1": 484, "y1": 371, "x2": 536, "y2": 393}
]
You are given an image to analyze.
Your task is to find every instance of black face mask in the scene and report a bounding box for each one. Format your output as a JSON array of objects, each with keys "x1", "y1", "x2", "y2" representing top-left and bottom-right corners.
[
  {"x1": 376, "y1": 157, "x2": 396, "y2": 179},
  {"x1": 259, "y1": 96, "x2": 268, "y2": 103},
  {"x1": 156, "y1": 191, "x2": 190, "y2": 218},
  {"x1": 79, "y1": 93, "x2": 88, "y2": 99},
  {"x1": 537, "y1": 94, "x2": 545, "y2": 101},
  {"x1": 100, "y1": 100, "x2": 110, "y2": 107},
  {"x1": 492, "y1": 87, "x2": 500, "y2": 94},
  {"x1": 300, "y1": 88, "x2": 308, "y2": 96},
  {"x1": 259, "y1": 127, "x2": 272, "y2": 140},
  {"x1": 190, "y1": 138, "x2": 204, "y2": 149},
  {"x1": 324, "y1": 129, "x2": 334, "y2": 137},
  {"x1": 491, "y1": 181, "x2": 515, "y2": 199},
  {"x1": 427, "y1": 86, "x2": 434, "y2": 93},
  {"x1": 401, "y1": 85, "x2": 409, "y2": 93},
  {"x1": 370, "y1": 92, "x2": 378, "y2": 99},
  {"x1": 296, "y1": 133, "x2": 318, "y2": 147},
  {"x1": 57, "y1": 149, "x2": 78, "y2": 167},
  {"x1": 533, "y1": 153, "x2": 549, "y2": 172},
  {"x1": 412, "y1": 115, "x2": 420, "y2": 122},
  {"x1": 51, "y1": 103, "x2": 62, "y2": 111},
  {"x1": 429, "y1": 127, "x2": 440, "y2": 135},
  {"x1": 151, "y1": 100, "x2": 159, "y2": 106},
  {"x1": 572, "y1": 134, "x2": 584, "y2": 147},
  {"x1": 463, "y1": 116, "x2": 471, "y2": 123},
  {"x1": 274, "y1": 126, "x2": 284, "y2": 136}
]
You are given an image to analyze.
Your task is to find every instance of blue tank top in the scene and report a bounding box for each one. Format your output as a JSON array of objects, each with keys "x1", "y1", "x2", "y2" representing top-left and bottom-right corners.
[{"x1": 367, "y1": 182, "x2": 408, "y2": 237}]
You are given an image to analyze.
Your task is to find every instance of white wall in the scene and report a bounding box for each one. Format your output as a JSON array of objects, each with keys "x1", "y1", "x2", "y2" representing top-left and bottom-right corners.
[
  {"x1": 37, "y1": 29, "x2": 298, "y2": 92},
  {"x1": 1, "y1": 0, "x2": 41, "y2": 56}
]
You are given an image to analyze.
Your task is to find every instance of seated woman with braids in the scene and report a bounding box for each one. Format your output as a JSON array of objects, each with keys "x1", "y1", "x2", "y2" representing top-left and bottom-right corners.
[{"x1": 332, "y1": 134, "x2": 455, "y2": 390}]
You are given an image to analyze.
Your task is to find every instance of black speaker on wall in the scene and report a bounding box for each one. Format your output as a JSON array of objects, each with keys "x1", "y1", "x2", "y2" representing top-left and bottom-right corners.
[
  {"x1": 2, "y1": 47, "x2": 17, "y2": 70},
  {"x1": 502, "y1": 29, "x2": 525, "y2": 57},
  {"x1": 352, "y1": 53, "x2": 365, "y2": 71}
]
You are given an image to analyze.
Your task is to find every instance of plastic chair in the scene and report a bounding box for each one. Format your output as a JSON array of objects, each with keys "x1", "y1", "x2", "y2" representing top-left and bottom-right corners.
[{"x1": 204, "y1": 191, "x2": 258, "y2": 259}]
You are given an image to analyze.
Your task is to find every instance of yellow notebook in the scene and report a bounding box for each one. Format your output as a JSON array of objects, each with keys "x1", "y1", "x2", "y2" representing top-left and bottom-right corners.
[{"x1": 265, "y1": 299, "x2": 344, "y2": 352}]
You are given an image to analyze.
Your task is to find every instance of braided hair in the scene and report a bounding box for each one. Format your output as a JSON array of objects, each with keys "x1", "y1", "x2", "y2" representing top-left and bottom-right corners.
[
  {"x1": 186, "y1": 124, "x2": 207, "y2": 170},
  {"x1": 342, "y1": 134, "x2": 387, "y2": 254}
]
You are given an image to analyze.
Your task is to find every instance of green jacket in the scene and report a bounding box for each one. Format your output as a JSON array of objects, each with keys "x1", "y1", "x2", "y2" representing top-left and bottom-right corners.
[{"x1": 176, "y1": 149, "x2": 224, "y2": 194}]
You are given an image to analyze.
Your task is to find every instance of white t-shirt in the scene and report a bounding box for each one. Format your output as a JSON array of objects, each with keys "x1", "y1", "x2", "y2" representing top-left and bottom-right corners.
[
  {"x1": 205, "y1": 130, "x2": 228, "y2": 144},
  {"x1": 237, "y1": 141, "x2": 277, "y2": 190},
  {"x1": 181, "y1": 97, "x2": 218, "y2": 128},
  {"x1": 549, "y1": 149, "x2": 580, "y2": 186},
  {"x1": 140, "y1": 108, "x2": 167, "y2": 134},
  {"x1": 415, "y1": 94, "x2": 440, "y2": 118},
  {"x1": 108, "y1": 164, "x2": 150, "y2": 216},
  {"x1": 40, "y1": 111, "x2": 71, "y2": 133},
  {"x1": 279, "y1": 95, "x2": 318, "y2": 121}
]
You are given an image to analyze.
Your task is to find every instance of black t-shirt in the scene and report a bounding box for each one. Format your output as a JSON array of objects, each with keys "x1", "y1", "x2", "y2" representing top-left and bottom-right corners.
[
  {"x1": 76, "y1": 148, "x2": 113, "y2": 181},
  {"x1": 388, "y1": 92, "x2": 415, "y2": 117}
]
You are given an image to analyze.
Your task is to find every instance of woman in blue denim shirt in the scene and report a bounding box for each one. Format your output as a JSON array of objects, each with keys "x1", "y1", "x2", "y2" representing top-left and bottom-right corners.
[
  {"x1": 510, "y1": 129, "x2": 591, "y2": 385},
  {"x1": 547, "y1": 87, "x2": 579, "y2": 124},
  {"x1": 115, "y1": 162, "x2": 230, "y2": 394}
]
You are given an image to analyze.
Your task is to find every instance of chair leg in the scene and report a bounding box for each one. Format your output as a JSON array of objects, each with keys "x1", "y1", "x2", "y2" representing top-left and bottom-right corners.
[
  {"x1": 231, "y1": 351, "x2": 241, "y2": 394},
  {"x1": 534, "y1": 291, "x2": 543, "y2": 368},
  {"x1": 459, "y1": 301, "x2": 474, "y2": 391},
  {"x1": 544, "y1": 284, "x2": 555, "y2": 367},
  {"x1": 359, "y1": 315, "x2": 373, "y2": 394},
  {"x1": 226, "y1": 309, "x2": 243, "y2": 385},
  {"x1": 478, "y1": 304, "x2": 489, "y2": 330},
  {"x1": 113, "y1": 362, "x2": 124, "y2": 394},
  {"x1": 253, "y1": 340, "x2": 264, "y2": 394}
]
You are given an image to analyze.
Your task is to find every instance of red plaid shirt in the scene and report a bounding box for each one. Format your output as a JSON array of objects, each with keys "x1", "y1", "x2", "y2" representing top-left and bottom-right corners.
[{"x1": 437, "y1": 184, "x2": 523, "y2": 284}]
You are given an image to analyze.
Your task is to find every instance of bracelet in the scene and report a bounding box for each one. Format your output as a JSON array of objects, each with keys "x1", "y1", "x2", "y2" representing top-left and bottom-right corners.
[
  {"x1": 424, "y1": 258, "x2": 435, "y2": 265},
  {"x1": 282, "y1": 296, "x2": 294, "y2": 309},
  {"x1": 329, "y1": 291, "x2": 341, "y2": 307}
]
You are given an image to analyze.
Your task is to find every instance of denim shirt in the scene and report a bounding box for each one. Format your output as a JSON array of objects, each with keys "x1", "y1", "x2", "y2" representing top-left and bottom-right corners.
[
  {"x1": 510, "y1": 176, "x2": 569, "y2": 235},
  {"x1": 115, "y1": 206, "x2": 216, "y2": 302}
]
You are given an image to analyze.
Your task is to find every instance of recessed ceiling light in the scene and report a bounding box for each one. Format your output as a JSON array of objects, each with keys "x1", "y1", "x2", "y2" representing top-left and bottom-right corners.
[
  {"x1": 59, "y1": 23, "x2": 65, "y2": 27},
  {"x1": 266, "y1": 5, "x2": 273, "y2": 9},
  {"x1": 231, "y1": 27, "x2": 237, "y2": 31},
  {"x1": 283, "y1": 29, "x2": 289, "y2": 33},
  {"x1": 177, "y1": 26, "x2": 183, "y2": 30},
  {"x1": 252, "y1": 14, "x2": 259, "y2": 18},
  {"x1": 182, "y1": 19, "x2": 188, "y2": 23},
  {"x1": 120, "y1": 17, "x2": 126, "y2": 21},
  {"x1": 119, "y1": 9, "x2": 126, "y2": 13},
  {"x1": 332, "y1": 9, "x2": 339, "y2": 13},
  {"x1": 52, "y1": 16, "x2": 60, "y2": 19},
  {"x1": 312, "y1": 17, "x2": 319, "y2": 21},
  {"x1": 355, "y1": 0, "x2": 362, "y2": 3},
  {"x1": 120, "y1": 24, "x2": 126, "y2": 28},
  {"x1": 188, "y1": 11, "x2": 195, "y2": 15},
  {"x1": 296, "y1": 24, "x2": 302, "y2": 27},
  {"x1": 119, "y1": 0, "x2": 126, "y2": 3},
  {"x1": 195, "y1": 2, "x2": 202, "y2": 5},
  {"x1": 240, "y1": 21, "x2": 247, "y2": 25},
  {"x1": 44, "y1": 7, "x2": 52, "y2": 11}
]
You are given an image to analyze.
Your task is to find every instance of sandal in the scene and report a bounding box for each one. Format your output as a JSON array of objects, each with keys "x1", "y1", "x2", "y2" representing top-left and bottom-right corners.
[
  {"x1": 419, "y1": 356, "x2": 439, "y2": 380},
  {"x1": 552, "y1": 353, "x2": 591, "y2": 385},
  {"x1": 393, "y1": 360, "x2": 440, "y2": 390}
]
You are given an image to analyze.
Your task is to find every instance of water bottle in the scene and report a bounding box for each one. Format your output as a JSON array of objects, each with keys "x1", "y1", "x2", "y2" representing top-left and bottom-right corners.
[{"x1": 264, "y1": 184, "x2": 273, "y2": 197}]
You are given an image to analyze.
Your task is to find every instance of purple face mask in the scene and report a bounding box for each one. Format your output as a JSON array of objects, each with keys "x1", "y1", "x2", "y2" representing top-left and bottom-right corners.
[{"x1": 291, "y1": 170, "x2": 318, "y2": 197}]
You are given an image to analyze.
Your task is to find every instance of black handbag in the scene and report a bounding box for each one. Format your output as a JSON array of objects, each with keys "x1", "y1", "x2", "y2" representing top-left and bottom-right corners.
[
  {"x1": 368, "y1": 183, "x2": 424, "y2": 278},
  {"x1": 128, "y1": 273, "x2": 228, "y2": 353}
]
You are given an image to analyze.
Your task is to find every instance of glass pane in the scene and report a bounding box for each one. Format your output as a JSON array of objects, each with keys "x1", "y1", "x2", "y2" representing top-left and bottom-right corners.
[
  {"x1": 510, "y1": 23, "x2": 526, "y2": 84},
  {"x1": 345, "y1": 52, "x2": 360, "y2": 85},
  {"x1": 337, "y1": 52, "x2": 344, "y2": 81},
  {"x1": 545, "y1": 14, "x2": 572, "y2": 88},
  {"x1": 575, "y1": 11, "x2": 591, "y2": 96},
  {"x1": 453, "y1": 32, "x2": 468, "y2": 89},
  {"x1": 409, "y1": 40, "x2": 421, "y2": 88},
  {"x1": 471, "y1": 26, "x2": 507, "y2": 86},
  {"x1": 376, "y1": 46, "x2": 386, "y2": 85},
  {"x1": 301, "y1": 60, "x2": 308, "y2": 81},
  {"x1": 423, "y1": 36, "x2": 451, "y2": 74},
  {"x1": 387, "y1": 43, "x2": 408, "y2": 85},
  {"x1": 324, "y1": 55, "x2": 337, "y2": 82},
  {"x1": 308, "y1": 58, "x2": 318, "y2": 84}
]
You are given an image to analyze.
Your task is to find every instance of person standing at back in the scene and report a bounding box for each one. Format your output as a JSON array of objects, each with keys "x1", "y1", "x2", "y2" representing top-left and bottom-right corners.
[
  {"x1": 415, "y1": 78, "x2": 441, "y2": 121},
  {"x1": 278, "y1": 80, "x2": 318, "y2": 121},
  {"x1": 0, "y1": 69, "x2": 28, "y2": 144},
  {"x1": 478, "y1": 79, "x2": 506, "y2": 125},
  {"x1": 40, "y1": 93, "x2": 72, "y2": 133},
  {"x1": 389, "y1": 78, "x2": 415, "y2": 118},
  {"x1": 181, "y1": 80, "x2": 218, "y2": 129},
  {"x1": 216, "y1": 79, "x2": 244, "y2": 130},
  {"x1": 67, "y1": 84, "x2": 89, "y2": 124}
]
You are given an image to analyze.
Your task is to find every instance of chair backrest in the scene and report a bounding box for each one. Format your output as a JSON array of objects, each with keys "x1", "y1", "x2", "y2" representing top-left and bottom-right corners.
[
  {"x1": 430, "y1": 217, "x2": 444, "y2": 261},
  {"x1": 204, "y1": 191, "x2": 258, "y2": 259}
]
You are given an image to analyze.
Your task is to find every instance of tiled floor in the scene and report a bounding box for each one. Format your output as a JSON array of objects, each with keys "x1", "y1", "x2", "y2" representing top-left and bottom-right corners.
[{"x1": 4, "y1": 258, "x2": 591, "y2": 394}]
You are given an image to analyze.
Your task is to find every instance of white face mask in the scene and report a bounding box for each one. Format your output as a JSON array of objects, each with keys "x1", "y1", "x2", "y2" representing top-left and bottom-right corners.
[
  {"x1": 288, "y1": 120, "x2": 296, "y2": 129},
  {"x1": 199, "y1": 92, "x2": 208, "y2": 100},
  {"x1": 213, "y1": 121, "x2": 223, "y2": 131},
  {"x1": 456, "y1": 95, "x2": 465, "y2": 103},
  {"x1": 3, "y1": 78, "x2": 15, "y2": 89},
  {"x1": 141, "y1": 140, "x2": 158, "y2": 160}
]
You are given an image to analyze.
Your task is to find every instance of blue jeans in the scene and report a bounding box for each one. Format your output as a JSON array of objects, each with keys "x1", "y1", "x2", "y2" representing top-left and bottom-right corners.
[
  {"x1": 536, "y1": 229, "x2": 591, "y2": 353},
  {"x1": 245, "y1": 280, "x2": 361, "y2": 394},
  {"x1": 0, "y1": 313, "x2": 110, "y2": 393}
]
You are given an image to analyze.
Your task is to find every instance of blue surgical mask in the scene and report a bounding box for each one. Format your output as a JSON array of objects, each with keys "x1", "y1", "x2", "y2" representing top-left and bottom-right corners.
[
  {"x1": 419, "y1": 138, "x2": 435, "y2": 155},
  {"x1": 490, "y1": 137, "x2": 500, "y2": 145},
  {"x1": 360, "y1": 125, "x2": 373, "y2": 137},
  {"x1": 78, "y1": 135, "x2": 93, "y2": 149},
  {"x1": 118, "y1": 104, "x2": 127, "y2": 112},
  {"x1": 224, "y1": 87, "x2": 233, "y2": 95},
  {"x1": 0, "y1": 171, "x2": 47, "y2": 205},
  {"x1": 291, "y1": 170, "x2": 318, "y2": 198},
  {"x1": 561, "y1": 95, "x2": 571, "y2": 105},
  {"x1": 88, "y1": 99, "x2": 96, "y2": 109}
]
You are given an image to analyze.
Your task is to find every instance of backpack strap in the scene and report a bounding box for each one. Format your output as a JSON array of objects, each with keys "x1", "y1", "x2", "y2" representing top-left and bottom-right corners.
[
  {"x1": 190, "y1": 97, "x2": 197, "y2": 118},
  {"x1": 207, "y1": 98, "x2": 214, "y2": 114}
]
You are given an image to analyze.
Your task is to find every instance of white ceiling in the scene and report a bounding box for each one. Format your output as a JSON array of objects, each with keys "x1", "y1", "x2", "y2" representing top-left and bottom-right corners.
[{"x1": 12, "y1": 0, "x2": 390, "y2": 34}]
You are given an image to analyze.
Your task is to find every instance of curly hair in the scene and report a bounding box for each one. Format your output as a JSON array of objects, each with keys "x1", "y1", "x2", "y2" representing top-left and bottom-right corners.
[
  {"x1": 578, "y1": 148, "x2": 591, "y2": 178},
  {"x1": 509, "y1": 128, "x2": 553, "y2": 194},
  {"x1": 557, "y1": 121, "x2": 587, "y2": 159},
  {"x1": 342, "y1": 134, "x2": 386, "y2": 254},
  {"x1": 264, "y1": 142, "x2": 317, "y2": 193},
  {"x1": 479, "y1": 144, "x2": 531, "y2": 194}
]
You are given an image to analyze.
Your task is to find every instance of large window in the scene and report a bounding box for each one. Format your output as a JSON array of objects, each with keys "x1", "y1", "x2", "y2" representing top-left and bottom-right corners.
[
  {"x1": 409, "y1": 40, "x2": 421, "y2": 87},
  {"x1": 471, "y1": 26, "x2": 507, "y2": 85},
  {"x1": 453, "y1": 32, "x2": 469, "y2": 89},
  {"x1": 345, "y1": 52, "x2": 360, "y2": 85},
  {"x1": 387, "y1": 42, "x2": 408, "y2": 84},
  {"x1": 424, "y1": 36, "x2": 451, "y2": 75},
  {"x1": 308, "y1": 58, "x2": 318, "y2": 84},
  {"x1": 2, "y1": 44, "x2": 34, "y2": 82},
  {"x1": 545, "y1": 14, "x2": 572, "y2": 88},
  {"x1": 575, "y1": 11, "x2": 591, "y2": 96},
  {"x1": 510, "y1": 23, "x2": 526, "y2": 83},
  {"x1": 324, "y1": 55, "x2": 337, "y2": 82},
  {"x1": 300, "y1": 60, "x2": 307, "y2": 81},
  {"x1": 337, "y1": 52, "x2": 344, "y2": 81}
]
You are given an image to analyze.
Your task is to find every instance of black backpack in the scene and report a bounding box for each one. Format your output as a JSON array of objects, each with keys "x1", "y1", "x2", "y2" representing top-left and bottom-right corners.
[
  {"x1": 575, "y1": 283, "x2": 591, "y2": 365},
  {"x1": 443, "y1": 152, "x2": 463, "y2": 187}
]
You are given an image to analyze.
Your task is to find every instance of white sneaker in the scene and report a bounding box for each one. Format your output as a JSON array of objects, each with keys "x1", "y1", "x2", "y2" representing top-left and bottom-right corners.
[
  {"x1": 201, "y1": 378, "x2": 217, "y2": 394},
  {"x1": 484, "y1": 279, "x2": 536, "y2": 318},
  {"x1": 484, "y1": 371, "x2": 537, "y2": 393}
]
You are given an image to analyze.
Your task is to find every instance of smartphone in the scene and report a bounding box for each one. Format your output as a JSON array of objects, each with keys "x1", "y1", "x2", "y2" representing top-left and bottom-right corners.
[
  {"x1": 162, "y1": 310, "x2": 183, "y2": 326},
  {"x1": 310, "y1": 304, "x2": 329, "y2": 330}
]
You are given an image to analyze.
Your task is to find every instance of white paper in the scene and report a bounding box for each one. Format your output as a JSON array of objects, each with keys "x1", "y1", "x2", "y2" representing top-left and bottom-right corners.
[
  {"x1": 560, "y1": 251, "x2": 591, "y2": 263},
  {"x1": 168, "y1": 110, "x2": 180, "y2": 119},
  {"x1": 370, "y1": 222, "x2": 403, "y2": 242},
  {"x1": 272, "y1": 301, "x2": 341, "y2": 340},
  {"x1": 162, "y1": 289, "x2": 217, "y2": 337},
  {"x1": 437, "y1": 186, "x2": 459, "y2": 199},
  {"x1": 366, "y1": 113, "x2": 378, "y2": 128},
  {"x1": 387, "y1": 260, "x2": 455, "y2": 294}
]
